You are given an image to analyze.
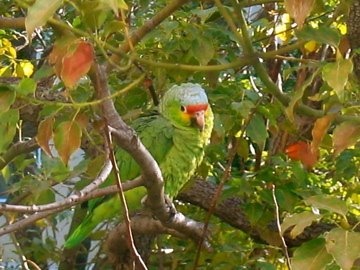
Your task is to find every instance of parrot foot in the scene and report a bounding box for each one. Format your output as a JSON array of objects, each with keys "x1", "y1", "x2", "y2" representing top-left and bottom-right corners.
[{"x1": 141, "y1": 194, "x2": 177, "y2": 221}]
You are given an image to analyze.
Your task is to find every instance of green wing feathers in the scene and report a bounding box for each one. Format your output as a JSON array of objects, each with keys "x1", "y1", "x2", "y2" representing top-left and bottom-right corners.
[
  {"x1": 64, "y1": 115, "x2": 174, "y2": 248},
  {"x1": 64, "y1": 196, "x2": 120, "y2": 249}
]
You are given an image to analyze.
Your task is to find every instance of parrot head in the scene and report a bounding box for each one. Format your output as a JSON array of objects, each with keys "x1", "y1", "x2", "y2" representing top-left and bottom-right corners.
[{"x1": 160, "y1": 83, "x2": 211, "y2": 131}]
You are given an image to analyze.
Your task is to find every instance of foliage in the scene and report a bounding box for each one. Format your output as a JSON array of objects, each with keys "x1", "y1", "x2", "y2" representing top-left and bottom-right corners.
[{"x1": 0, "y1": 0, "x2": 359, "y2": 269}]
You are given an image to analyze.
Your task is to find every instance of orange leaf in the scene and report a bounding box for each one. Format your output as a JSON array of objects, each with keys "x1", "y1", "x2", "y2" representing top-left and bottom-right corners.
[
  {"x1": 54, "y1": 121, "x2": 82, "y2": 165},
  {"x1": 286, "y1": 141, "x2": 318, "y2": 169},
  {"x1": 60, "y1": 41, "x2": 94, "y2": 88},
  {"x1": 311, "y1": 114, "x2": 335, "y2": 153},
  {"x1": 333, "y1": 122, "x2": 360, "y2": 156},
  {"x1": 36, "y1": 117, "x2": 54, "y2": 157},
  {"x1": 284, "y1": 0, "x2": 315, "y2": 28},
  {"x1": 75, "y1": 113, "x2": 89, "y2": 129}
]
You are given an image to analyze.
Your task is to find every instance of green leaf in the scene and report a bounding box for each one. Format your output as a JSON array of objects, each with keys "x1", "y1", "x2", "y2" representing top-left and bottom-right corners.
[
  {"x1": 292, "y1": 238, "x2": 333, "y2": 270},
  {"x1": 0, "y1": 109, "x2": 19, "y2": 153},
  {"x1": 246, "y1": 113, "x2": 268, "y2": 146},
  {"x1": 285, "y1": 68, "x2": 320, "y2": 122},
  {"x1": 16, "y1": 78, "x2": 37, "y2": 96},
  {"x1": 304, "y1": 194, "x2": 348, "y2": 216},
  {"x1": 25, "y1": 0, "x2": 63, "y2": 39},
  {"x1": 296, "y1": 25, "x2": 341, "y2": 47},
  {"x1": 236, "y1": 137, "x2": 249, "y2": 160},
  {"x1": 231, "y1": 100, "x2": 255, "y2": 118},
  {"x1": 322, "y1": 58, "x2": 353, "y2": 101},
  {"x1": 244, "y1": 203, "x2": 264, "y2": 225},
  {"x1": 325, "y1": 228, "x2": 360, "y2": 270},
  {"x1": 0, "y1": 85, "x2": 16, "y2": 113},
  {"x1": 281, "y1": 212, "x2": 322, "y2": 238},
  {"x1": 54, "y1": 121, "x2": 82, "y2": 165},
  {"x1": 192, "y1": 37, "x2": 215, "y2": 65}
]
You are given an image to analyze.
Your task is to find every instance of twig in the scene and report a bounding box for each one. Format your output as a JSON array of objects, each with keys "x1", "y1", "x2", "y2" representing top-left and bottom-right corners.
[
  {"x1": 0, "y1": 159, "x2": 113, "y2": 213},
  {"x1": 0, "y1": 180, "x2": 143, "y2": 236},
  {"x1": 192, "y1": 137, "x2": 238, "y2": 269},
  {"x1": 26, "y1": 259, "x2": 42, "y2": 270},
  {"x1": 271, "y1": 185, "x2": 292, "y2": 270},
  {"x1": 104, "y1": 126, "x2": 148, "y2": 270}
]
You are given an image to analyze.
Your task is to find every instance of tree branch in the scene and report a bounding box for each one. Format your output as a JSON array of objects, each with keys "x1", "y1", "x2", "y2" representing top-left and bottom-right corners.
[
  {"x1": 178, "y1": 179, "x2": 342, "y2": 248},
  {"x1": 0, "y1": 16, "x2": 25, "y2": 29}
]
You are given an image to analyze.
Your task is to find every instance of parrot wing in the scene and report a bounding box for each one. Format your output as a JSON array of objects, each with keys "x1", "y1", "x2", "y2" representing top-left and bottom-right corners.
[{"x1": 64, "y1": 113, "x2": 174, "y2": 248}]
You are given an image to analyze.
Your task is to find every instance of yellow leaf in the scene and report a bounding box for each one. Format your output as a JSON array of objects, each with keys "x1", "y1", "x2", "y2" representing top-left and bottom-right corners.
[
  {"x1": 311, "y1": 114, "x2": 335, "y2": 153},
  {"x1": 19, "y1": 61, "x2": 34, "y2": 77},
  {"x1": 333, "y1": 122, "x2": 360, "y2": 156},
  {"x1": 304, "y1": 40, "x2": 318, "y2": 53}
]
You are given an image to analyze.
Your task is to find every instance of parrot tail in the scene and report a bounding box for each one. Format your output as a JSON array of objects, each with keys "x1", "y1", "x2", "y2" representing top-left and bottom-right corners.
[{"x1": 64, "y1": 214, "x2": 97, "y2": 249}]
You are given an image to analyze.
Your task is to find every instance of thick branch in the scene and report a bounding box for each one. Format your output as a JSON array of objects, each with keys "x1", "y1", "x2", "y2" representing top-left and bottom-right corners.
[
  {"x1": 0, "y1": 16, "x2": 25, "y2": 29},
  {"x1": 178, "y1": 179, "x2": 339, "y2": 248}
]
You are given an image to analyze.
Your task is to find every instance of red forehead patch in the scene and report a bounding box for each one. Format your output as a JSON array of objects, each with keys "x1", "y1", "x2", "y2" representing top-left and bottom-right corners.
[{"x1": 185, "y1": 104, "x2": 208, "y2": 114}]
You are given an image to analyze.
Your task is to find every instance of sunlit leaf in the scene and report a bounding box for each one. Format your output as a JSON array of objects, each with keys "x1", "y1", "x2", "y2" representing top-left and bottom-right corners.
[
  {"x1": 325, "y1": 228, "x2": 360, "y2": 270},
  {"x1": 61, "y1": 41, "x2": 94, "y2": 88},
  {"x1": 0, "y1": 85, "x2": 16, "y2": 113},
  {"x1": 36, "y1": 117, "x2": 55, "y2": 157},
  {"x1": 333, "y1": 121, "x2": 360, "y2": 156},
  {"x1": 304, "y1": 40, "x2": 318, "y2": 53},
  {"x1": 100, "y1": 0, "x2": 128, "y2": 16},
  {"x1": 292, "y1": 238, "x2": 333, "y2": 270},
  {"x1": 19, "y1": 61, "x2": 34, "y2": 77},
  {"x1": 284, "y1": 0, "x2": 315, "y2": 28},
  {"x1": 311, "y1": 114, "x2": 335, "y2": 153},
  {"x1": 25, "y1": 0, "x2": 63, "y2": 39},
  {"x1": 322, "y1": 58, "x2": 353, "y2": 101},
  {"x1": 304, "y1": 194, "x2": 348, "y2": 216},
  {"x1": 54, "y1": 121, "x2": 82, "y2": 165},
  {"x1": 281, "y1": 212, "x2": 322, "y2": 238}
]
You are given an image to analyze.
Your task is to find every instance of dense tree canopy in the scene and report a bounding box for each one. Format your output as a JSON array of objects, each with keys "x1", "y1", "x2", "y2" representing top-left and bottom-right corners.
[{"x1": 0, "y1": 0, "x2": 359, "y2": 269}]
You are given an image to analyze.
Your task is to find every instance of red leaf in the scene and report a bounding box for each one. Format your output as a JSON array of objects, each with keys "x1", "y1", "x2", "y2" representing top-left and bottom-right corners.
[
  {"x1": 36, "y1": 117, "x2": 54, "y2": 157},
  {"x1": 60, "y1": 41, "x2": 94, "y2": 88},
  {"x1": 286, "y1": 141, "x2": 318, "y2": 169}
]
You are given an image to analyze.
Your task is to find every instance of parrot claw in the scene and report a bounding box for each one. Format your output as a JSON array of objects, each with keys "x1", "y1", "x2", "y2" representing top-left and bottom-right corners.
[{"x1": 164, "y1": 195, "x2": 177, "y2": 217}]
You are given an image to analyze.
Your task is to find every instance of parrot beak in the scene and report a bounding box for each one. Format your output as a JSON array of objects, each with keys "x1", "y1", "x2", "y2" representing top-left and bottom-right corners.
[{"x1": 191, "y1": 110, "x2": 205, "y2": 131}]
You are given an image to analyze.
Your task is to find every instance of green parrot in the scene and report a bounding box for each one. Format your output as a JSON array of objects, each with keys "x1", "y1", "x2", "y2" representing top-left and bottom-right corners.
[{"x1": 64, "y1": 83, "x2": 213, "y2": 248}]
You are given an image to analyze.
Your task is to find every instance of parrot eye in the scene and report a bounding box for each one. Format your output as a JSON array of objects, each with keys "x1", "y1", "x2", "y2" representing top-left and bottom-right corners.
[{"x1": 180, "y1": 105, "x2": 186, "y2": 112}]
